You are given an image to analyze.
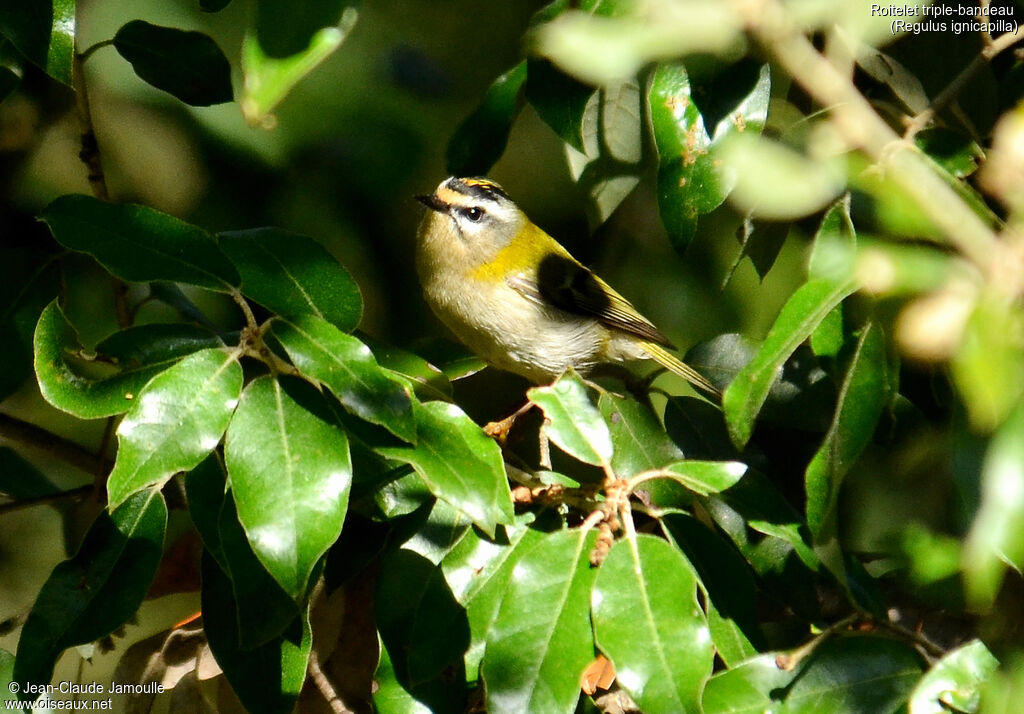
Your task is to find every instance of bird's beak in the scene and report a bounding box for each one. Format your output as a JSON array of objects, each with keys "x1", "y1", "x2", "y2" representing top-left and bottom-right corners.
[{"x1": 415, "y1": 193, "x2": 447, "y2": 212}]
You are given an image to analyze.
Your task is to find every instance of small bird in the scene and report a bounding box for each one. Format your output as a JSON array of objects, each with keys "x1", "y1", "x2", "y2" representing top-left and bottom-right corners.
[{"x1": 415, "y1": 176, "x2": 718, "y2": 396}]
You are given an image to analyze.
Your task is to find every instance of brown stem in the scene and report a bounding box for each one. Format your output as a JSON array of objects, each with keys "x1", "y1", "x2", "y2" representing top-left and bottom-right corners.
[
  {"x1": 0, "y1": 485, "x2": 93, "y2": 515},
  {"x1": 0, "y1": 412, "x2": 107, "y2": 473}
]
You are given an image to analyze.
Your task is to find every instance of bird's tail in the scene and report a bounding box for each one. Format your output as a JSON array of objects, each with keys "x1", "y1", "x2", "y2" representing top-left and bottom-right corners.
[{"x1": 642, "y1": 341, "x2": 721, "y2": 398}]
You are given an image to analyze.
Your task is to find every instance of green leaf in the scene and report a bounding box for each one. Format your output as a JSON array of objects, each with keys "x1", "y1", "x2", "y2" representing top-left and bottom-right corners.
[
  {"x1": 113, "y1": 21, "x2": 232, "y2": 106},
  {"x1": 34, "y1": 301, "x2": 179, "y2": 419},
  {"x1": 361, "y1": 335, "x2": 454, "y2": 401},
  {"x1": 805, "y1": 322, "x2": 889, "y2": 537},
  {"x1": 591, "y1": 535, "x2": 713, "y2": 713},
  {"x1": 702, "y1": 636, "x2": 923, "y2": 713},
  {"x1": 374, "y1": 640, "x2": 444, "y2": 714},
  {"x1": 40, "y1": 194, "x2": 239, "y2": 291},
  {"x1": 915, "y1": 128, "x2": 984, "y2": 179},
  {"x1": 241, "y1": 9, "x2": 356, "y2": 126},
  {"x1": 441, "y1": 518, "x2": 542, "y2": 678},
  {"x1": 599, "y1": 392, "x2": 683, "y2": 477},
  {"x1": 107, "y1": 348, "x2": 243, "y2": 508},
  {"x1": 378, "y1": 400, "x2": 514, "y2": 538},
  {"x1": 255, "y1": 0, "x2": 346, "y2": 58},
  {"x1": 0, "y1": 0, "x2": 74, "y2": 85},
  {"x1": 651, "y1": 62, "x2": 770, "y2": 252},
  {"x1": 910, "y1": 639, "x2": 998, "y2": 714},
  {"x1": 271, "y1": 315, "x2": 415, "y2": 442},
  {"x1": 447, "y1": 61, "x2": 527, "y2": 176},
  {"x1": 525, "y1": 58, "x2": 594, "y2": 152},
  {"x1": 217, "y1": 491, "x2": 301, "y2": 647},
  {"x1": 963, "y1": 400, "x2": 1024, "y2": 610},
  {"x1": 376, "y1": 549, "x2": 469, "y2": 688},
  {"x1": 951, "y1": 294, "x2": 1024, "y2": 433},
  {"x1": 201, "y1": 553, "x2": 311, "y2": 714},
  {"x1": 566, "y1": 80, "x2": 642, "y2": 226},
  {"x1": 184, "y1": 454, "x2": 229, "y2": 570},
  {"x1": 659, "y1": 460, "x2": 749, "y2": 496},
  {"x1": 528, "y1": 373, "x2": 612, "y2": 467},
  {"x1": 219, "y1": 228, "x2": 362, "y2": 332},
  {"x1": 532, "y1": 5, "x2": 742, "y2": 86},
  {"x1": 719, "y1": 133, "x2": 845, "y2": 221},
  {"x1": 482, "y1": 528, "x2": 598, "y2": 714},
  {"x1": 0, "y1": 447, "x2": 61, "y2": 501},
  {"x1": 95, "y1": 323, "x2": 224, "y2": 368},
  {"x1": 13, "y1": 490, "x2": 166, "y2": 693},
  {"x1": 724, "y1": 278, "x2": 856, "y2": 448},
  {"x1": 224, "y1": 376, "x2": 352, "y2": 600}
]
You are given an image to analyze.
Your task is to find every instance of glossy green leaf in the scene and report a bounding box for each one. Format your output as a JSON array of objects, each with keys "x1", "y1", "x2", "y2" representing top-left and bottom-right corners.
[
  {"x1": 565, "y1": 80, "x2": 642, "y2": 226},
  {"x1": 184, "y1": 454, "x2": 229, "y2": 570},
  {"x1": 376, "y1": 549, "x2": 469, "y2": 688},
  {"x1": 529, "y1": 373, "x2": 612, "y2": 467},
  {"x1": 806, "y1": 322, "x2": 888, "y2": 537},
  {"x1": 910, "y1": 639, "x2": 998, "y2": 714},
  {"x1": 113, "y1": 21, "x2": 232, "y2": 106},
  {"x1": 951, "y1": 294, "x2": 1024, "y2": 433},
  {"x1": 651, "y1": 62, "x2": 770, "y2": 252},
  {"x1": 0, "y1": 0, "x2": 74, "y2": 84},
  {"x1": 719, "y1": 133, "x2": 845, "y2": 221},
  {"x1": 217, "y1": 491, "x2": 300, "y2": 647},
  {"x1": 224, "y1": 376, "x2": 352, "y2": 599},
  {"x1": 441, "y1": 518, "x2": 542, "y2": 678},
  {"x1": 201, "y1": 553, "x2": 311, "y2": 714},
  {"x1": 390, "y1": 496, "x2": 470, "y2": 566},
  {"x1": 34, "y1": 301, "x2": 182, "y2": 419},
  {"x1": 600, "y1": 392, "x2": 683, "y2": 477},
  {"x1": 378, "y1": 400, "x2": 514, "y2": 538},
  {"x1": 660, "y1": 460, "x2": 749, "y2": 496},
  {"x1": 362, "y1": 335, "x2": 454, "y2": 401},
  {"x1": 241, "y1": 9, "x2": 356, "y2": 126},
  {"x1": 96, "y1": 323, "x2": 224, "y2": 368},
  {"x1": 592, "y1": 535, "x2": 713, "y2": 713},
  {"x1": 724, "y1": 278, "x2": 856, "y2": 448},
  {"x1": 13, "y1": 490, "x2": 166, "y2": 693},
  {"x1": 374, "y1": 640, "x2": 443, "y2": 714},
  {"x1": 447, "y1": 61, "x2": 527, "y2": 176},
  {"x1": 40, "y1": 194, "x2": 239, "y2": 291},
  {"x1": 482, "y1": 528, "x2": 598, "y2": 714},
  {"x1": 524, "y1": 58, "x2": 594, "y2": 152},
  {"x1": 0, "y1": 447, "x2": 61, "y2": 501},
  {"x1": 963, "y1": 400, "x2": 1024, "y2": 610},
  {"x1": 219, "y1": 228, "x2": 362, "y2": 332},
  {"x1": 702, "y1": 636, "x2": 923, "y2": 713},
  {"x1": 107, "y1": 349, "x2": 243, "y2": 508},
  {"x1": 915, "y1": 128, "x2": 984, "y2": 179},
  {"x1": 271, "y1": 315, "x2": 415, "y2": 442}
]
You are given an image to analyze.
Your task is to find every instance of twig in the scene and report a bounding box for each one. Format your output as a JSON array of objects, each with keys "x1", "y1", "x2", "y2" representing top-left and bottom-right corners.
[
  {"x1": 903, "y1": 30, "x2": 1022, "y2": 140},
  {"x1": 0, "y1": 412, "x2": 107, "y2": 473},
  {"x1": 71, "y1": 51, "x2": 108, "y2": 201},
  {"x1": 0, "y1": 485, "x2": 92, "y2": 516}
]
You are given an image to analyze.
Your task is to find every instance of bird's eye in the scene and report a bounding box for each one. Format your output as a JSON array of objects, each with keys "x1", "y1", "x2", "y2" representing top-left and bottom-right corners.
[{"x1": 463, "y1": 206, "x2": 484, "y2": 222}]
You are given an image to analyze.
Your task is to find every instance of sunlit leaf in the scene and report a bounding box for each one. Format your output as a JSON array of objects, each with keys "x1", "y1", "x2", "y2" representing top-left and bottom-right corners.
[
  {"x1": 599, "y1": 392, "x2": 683, "y2": 477},
  {"x1": 219, "y1": 228, "x2": 362, "y2": 333},
  {"x1": 271, "y1": 315, "x2": 415, "y2": 442},
  {"x1": 592, "y1": 535, "x2": 713, "y2": 713},
  {"x1": 0, "y1": 0, "x2": 74, "y2": 84},
  {"x1": 224, "y1": 376, "x2": 351, "y2": 599},
  {"x1": 482, "y1": 528, "x2": 598, "y2": 714},
  {"x1": 909, "y1": 639, "x2": 998, "y2": 714},
  {"x1": 529, "y1": 372, "x2": 612, "y2": 467},
  {"x1": 378, "y1": 400, "x2": 514, "y2": 538},
  {"x1": 659, "y1": 460, "x2": 748, "y2": 496},
  {"x1": 113, "y1": 21, "x2": 232, "y2": 106},
  {"x1": 40, "y1": 194, "x2": 239, "y2": 291},
  {"x1": 13, "y1": 490, "x2": 166, "y2": 694},
  {"x1": 724, "y1": 279, "x2": 856, "y2": 448},
  {"x1": 107, "y1": 349, "x2": 243, "y2": 508},
  {"x1": 33, "y1": 301, "x2": 174, "y2": 419}
]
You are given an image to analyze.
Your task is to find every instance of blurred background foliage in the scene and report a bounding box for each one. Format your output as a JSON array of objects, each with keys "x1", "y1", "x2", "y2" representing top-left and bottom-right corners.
[{"x1": 3, "y1": 0, "x2": 1024, "y2": 711}]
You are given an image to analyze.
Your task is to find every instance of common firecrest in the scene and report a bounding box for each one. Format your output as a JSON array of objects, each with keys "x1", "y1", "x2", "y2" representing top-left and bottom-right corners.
[{"x1": 415, "y1": 176, "x2": 718, "y2": 395}]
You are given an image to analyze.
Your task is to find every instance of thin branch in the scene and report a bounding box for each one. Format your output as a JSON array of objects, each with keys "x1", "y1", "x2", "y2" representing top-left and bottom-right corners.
[
  {"x1": 72, "y1": 51, "x2": 108, "y2": 201},
  {"x1": 903, "y1": 30, "x2": 1022, "y2": 140},
  {"x1": 0, "y1": 485, "x2": 93, "y2": 516},
  {"x1": 77, "y1": 39, "x2": 114, "y2": 64},
  {"x1": 0, "y1": 413, "x2": 107, "y2": 473}
]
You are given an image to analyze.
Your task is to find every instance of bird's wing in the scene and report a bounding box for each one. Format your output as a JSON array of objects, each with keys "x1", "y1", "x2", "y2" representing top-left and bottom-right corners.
[{"x1": 506, "y1": 252, "x2": 675, "y2": 348}]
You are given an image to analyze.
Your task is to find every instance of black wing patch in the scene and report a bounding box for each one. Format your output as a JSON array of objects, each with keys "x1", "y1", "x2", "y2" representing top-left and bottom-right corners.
[{"x1": 508, "y1": 253, "x2": 675, "y2": 348}]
